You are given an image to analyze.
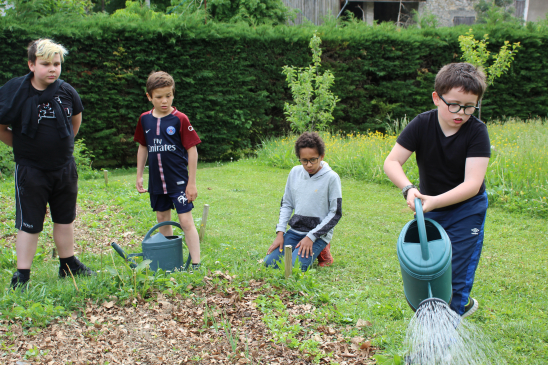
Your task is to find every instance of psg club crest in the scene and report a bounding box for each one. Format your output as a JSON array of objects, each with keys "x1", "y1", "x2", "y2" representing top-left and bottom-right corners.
[{"x1": 166, "y1": 126, "x2": 176, "y2": 135}]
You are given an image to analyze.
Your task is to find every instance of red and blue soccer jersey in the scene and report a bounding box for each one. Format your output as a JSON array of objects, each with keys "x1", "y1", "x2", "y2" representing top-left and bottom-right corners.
[{"x1": 134, "y1": 108, "x2": 201, "y2": 195}]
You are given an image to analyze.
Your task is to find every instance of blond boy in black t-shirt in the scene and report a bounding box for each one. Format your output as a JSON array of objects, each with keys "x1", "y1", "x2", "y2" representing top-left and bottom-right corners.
[{"x1": 0, "y1": 39, "x2": 95, "y2": 292}]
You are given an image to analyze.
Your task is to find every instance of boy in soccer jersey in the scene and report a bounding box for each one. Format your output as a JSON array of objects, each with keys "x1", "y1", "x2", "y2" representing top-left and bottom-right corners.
[
  {"x1": 265, "y1": 132, "x2": 342, "y2": 272},
  {"x1": 134, "y1": 71, "x2": 201, "y2": 269},
  {"x1": 0, "y1": 39, "x2": 95, "y2": 291},
  {"x1": 384, "y1": 63, "x2": 491, "y2": 318}
]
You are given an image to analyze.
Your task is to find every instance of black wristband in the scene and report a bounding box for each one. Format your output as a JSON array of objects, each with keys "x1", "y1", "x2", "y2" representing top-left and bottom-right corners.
[{"x1": 402, "y1": 184, "x2": 417, "y2": 199}]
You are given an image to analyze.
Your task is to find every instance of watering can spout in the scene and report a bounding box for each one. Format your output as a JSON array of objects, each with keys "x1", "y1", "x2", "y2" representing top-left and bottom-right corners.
[{"x1": 111, "y1": 242, "x2": 138, "y2": 268}]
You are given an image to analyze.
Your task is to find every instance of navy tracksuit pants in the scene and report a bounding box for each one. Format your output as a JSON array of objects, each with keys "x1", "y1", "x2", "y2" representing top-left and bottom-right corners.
[{"x1": 424, "y1": 192, "x2": 488, "y2": 315}]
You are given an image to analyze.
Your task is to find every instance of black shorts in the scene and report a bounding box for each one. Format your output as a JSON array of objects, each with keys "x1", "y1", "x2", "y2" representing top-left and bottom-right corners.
[
  {"x1": 15, "y1": 161, "x2": 78, "y2": 233},
  {"x1": 150, "y1": 191, "x2": 194, "y2": 214}
]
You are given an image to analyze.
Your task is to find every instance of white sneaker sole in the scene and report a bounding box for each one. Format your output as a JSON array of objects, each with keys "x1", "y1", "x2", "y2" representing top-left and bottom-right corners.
[{"x1": 461, "y1": 298, "x2": 479, "y2": 318}]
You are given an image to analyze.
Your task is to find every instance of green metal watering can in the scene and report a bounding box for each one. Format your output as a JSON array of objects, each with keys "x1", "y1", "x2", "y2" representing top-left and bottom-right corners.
[
  {"x1": 111, "y1": 221, "x2": 192, "y2": 272},
  {"x1": 397, "y1": 198, "x2": 452, "y2": 311}
]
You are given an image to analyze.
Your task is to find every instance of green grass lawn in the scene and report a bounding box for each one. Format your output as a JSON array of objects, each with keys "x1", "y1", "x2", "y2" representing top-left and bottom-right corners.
[{"x1": 1, "y1": 160, "x2": 547, "y2": 363}]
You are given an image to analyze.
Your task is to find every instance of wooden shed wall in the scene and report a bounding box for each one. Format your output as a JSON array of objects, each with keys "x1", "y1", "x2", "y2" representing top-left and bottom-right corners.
[{"x1": 283, "y1": 0, "x2": 340, "y2": 25}]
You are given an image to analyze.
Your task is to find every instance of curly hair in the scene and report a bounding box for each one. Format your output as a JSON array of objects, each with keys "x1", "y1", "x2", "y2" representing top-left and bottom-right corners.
[
  {"x1": 435, "y1": 63, "x2": 487, "y2": 101},
  {"x1": 146, "y1": 71, "x2": 175, "y2": 96},
  {"x1": 294, "y1": 132, "x2": 325, "y2": 158}
]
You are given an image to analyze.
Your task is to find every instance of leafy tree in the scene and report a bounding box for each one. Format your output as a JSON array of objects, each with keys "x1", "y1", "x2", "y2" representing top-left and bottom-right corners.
[
  {"x1": 0, "y1": 0, "x2": 92, "y2": 18},
  {"x1": 282, "y1": 32, "x2": 339, "y2": 133},
  {"x1": 111, "y1": 0, "x2": 169, "y2": 18},
  {"x1": 458, "y1": 29, "x2": 520, "y2": 118},
  {"x1": 411, "y1": 9, "x2": 438, "y2": 29},
  {"x1": 474, "y1": 0, "x2": 518, "y2": 25},
  {"x1": 167, "y1": 0, "x2": 295, "y2": 25}
]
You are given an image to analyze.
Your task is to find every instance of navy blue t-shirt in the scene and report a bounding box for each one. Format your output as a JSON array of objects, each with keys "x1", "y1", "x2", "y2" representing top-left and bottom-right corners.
[
  {"x1": 397, "y1": 109, "x2": 491, "y2": 211},
  {"x1": 134, "y1": 108, "x2": 201, "y2": 195}
]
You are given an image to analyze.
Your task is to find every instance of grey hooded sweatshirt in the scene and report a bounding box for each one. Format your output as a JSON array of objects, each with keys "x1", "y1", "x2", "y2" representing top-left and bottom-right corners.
[{"x1": 276, "y1": 161, "x2": 342, "y2": 243}]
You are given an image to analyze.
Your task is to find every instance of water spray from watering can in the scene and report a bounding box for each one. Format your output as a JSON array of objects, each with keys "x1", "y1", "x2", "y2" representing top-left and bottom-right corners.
[
  {"x1": 111, "y1": 221, "x2": 192, "y2": 272},
  {"x1": 398, "y1": 199, "x2": 500, "y2": 364}
]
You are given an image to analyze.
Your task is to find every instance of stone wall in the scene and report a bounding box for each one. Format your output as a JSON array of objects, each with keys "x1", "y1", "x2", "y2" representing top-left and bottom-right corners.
[
  {"x1": 418, "y1": 0, "x2": 477, "y2": 27},
  {"x1": 527, "y1": 0, "x2": 548, "y2": 22}
]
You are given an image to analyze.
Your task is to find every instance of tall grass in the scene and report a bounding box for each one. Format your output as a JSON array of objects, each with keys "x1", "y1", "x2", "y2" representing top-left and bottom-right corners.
[{"x1": 255, "y1": 118, "x2": 548, "y2": 217}]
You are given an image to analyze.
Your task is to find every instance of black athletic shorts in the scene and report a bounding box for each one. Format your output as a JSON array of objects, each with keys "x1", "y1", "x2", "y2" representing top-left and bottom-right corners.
[{"x1": 14, "y1": 161, "x2": 78, "y2": 233}]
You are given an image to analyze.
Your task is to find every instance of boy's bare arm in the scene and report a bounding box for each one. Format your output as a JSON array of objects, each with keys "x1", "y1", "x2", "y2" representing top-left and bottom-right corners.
[
  {"x1": 186, "y1": 146, "x2": 198, "y2": 202},
  {"x1": 417, "y1": 157, "x2": 489, "y2": 212},
  {"x1": 384, "y1": 143, "x2": 423, "y2": 210},
  {"x1": 384, "y1": 143, "x2": 415, "y2": 189},
  {"x1": 136, "y1": 144, "x2": 148, "y2": 193},
  {"x1": 72, "y1": 112, "x2": 82, "y2": 136},
  {"x1": 0, "y1": 125, "x2": 13, "y2": 147}
]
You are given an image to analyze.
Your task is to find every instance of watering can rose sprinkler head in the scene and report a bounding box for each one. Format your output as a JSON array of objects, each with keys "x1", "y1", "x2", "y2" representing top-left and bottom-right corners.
[{"x1": 417, "y1": 297, "x2": 447, "y2": 311}]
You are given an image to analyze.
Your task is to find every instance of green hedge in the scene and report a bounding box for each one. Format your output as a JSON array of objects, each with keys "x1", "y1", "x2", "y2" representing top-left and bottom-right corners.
[{"x1": 1, "y1": 16, "x2": 547, "y2": 166}]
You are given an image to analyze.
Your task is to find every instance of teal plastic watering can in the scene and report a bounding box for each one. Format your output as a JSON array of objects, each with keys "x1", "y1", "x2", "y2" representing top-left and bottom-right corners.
[
  {"x1": 397, "y1": 198, "x2": 452, "y2": 311},
  {"x1": 112, "y1": 221, "x2": 192, "y2": 272}
]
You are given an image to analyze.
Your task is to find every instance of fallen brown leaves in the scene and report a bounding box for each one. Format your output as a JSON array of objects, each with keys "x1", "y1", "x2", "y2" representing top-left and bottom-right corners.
[{"x1": 3, "y1": 278, "x2": 376, "y2": 364}]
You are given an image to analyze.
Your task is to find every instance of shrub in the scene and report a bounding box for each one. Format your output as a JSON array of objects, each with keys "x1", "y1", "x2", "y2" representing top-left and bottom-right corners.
[{"x1": 0, "y1": 17, "x2": 547, "y2": 165}]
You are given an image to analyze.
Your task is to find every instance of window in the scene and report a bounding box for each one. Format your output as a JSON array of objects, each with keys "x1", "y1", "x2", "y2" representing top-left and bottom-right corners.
[{"x1": 453, "y1": 16, "x2": 475, "y2": 25}]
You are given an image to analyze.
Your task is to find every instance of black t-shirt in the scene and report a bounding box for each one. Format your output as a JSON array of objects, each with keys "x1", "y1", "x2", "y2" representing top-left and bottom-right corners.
[
  {"x1": 397, "y1": 109, "x2": 491, "y2": 210},
  {"x1": 9, "y1": 82, "x2": 83, "y2": 170}
]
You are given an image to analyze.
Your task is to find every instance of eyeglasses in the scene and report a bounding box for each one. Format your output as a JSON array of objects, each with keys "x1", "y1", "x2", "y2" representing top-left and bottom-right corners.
[
  {"x1": 298, "y1": 157, "x2": 320, "y2": 165},
  {"x1": 438, "y1": 95, "x2": 479, "y2": 115}
]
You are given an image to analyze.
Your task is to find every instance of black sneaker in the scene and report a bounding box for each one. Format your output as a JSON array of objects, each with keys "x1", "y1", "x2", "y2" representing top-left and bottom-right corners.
[
  {"x1": 10, "y1": 271, "x2": 29, "y2": 292},
  {"x1": 59, "y1": 258, "x2": 97, "y2": 278},
  {"x1": 462, "y1": 297, "x2": 479, "y2": 318}
]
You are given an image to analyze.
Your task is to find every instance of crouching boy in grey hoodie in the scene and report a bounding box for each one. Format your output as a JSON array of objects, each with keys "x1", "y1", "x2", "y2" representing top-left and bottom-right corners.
[{"x1": 265, "y1": 132, "x2": 342, "y2": 271}]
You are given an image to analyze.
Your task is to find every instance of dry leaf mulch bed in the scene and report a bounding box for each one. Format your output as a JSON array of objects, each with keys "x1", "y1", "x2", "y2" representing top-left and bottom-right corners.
[
  {"x1": 1, "y1": 203, "x2": 138, "y2": 256},
  {"x1": 3, "y1": 275, "x2": 376, "y2": 365}
]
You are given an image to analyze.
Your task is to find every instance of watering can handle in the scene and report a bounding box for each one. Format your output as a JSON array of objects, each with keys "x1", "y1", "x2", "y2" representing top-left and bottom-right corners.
[
  {"x1": 144, "y1": 221, "x2": 183, "y2": 241},
  {"x1": 415, "y1": 197, "x2": 430, "y2": 261}
]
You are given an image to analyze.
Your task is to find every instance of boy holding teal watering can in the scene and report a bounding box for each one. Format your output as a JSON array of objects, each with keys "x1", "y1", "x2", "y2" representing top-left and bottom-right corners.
[
  {"x1": 134, "y1": 71, "x2": 201, "y2": 269},
  {"x1": 265, "y1": 132, "x2": 342, "y2": 271},
  {"x1": 384, "y1": 63, "x2": 491, "y2": 318}
]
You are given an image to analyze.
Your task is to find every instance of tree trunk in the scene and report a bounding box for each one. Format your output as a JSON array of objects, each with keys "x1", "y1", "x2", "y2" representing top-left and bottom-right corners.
[{"x1": 396, "y1": 0, "x2": 402, "y2": 26}]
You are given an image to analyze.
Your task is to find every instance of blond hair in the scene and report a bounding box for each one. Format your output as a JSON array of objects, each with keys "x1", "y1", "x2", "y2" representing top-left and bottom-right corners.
[{"x1": 28, "y1": 39, "x2": 68, "y2": 64}]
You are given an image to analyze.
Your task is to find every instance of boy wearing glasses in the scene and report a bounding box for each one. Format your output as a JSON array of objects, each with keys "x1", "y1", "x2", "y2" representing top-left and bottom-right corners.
[
  {"x1": 265, "y1": 132, "x2": 342, "y2": 271},
  {"x1": 384, "y1": 63, "x2": 490, "y2": 318}
]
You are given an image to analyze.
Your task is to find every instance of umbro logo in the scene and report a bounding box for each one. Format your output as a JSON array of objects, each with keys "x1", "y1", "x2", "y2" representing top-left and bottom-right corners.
[
  {"x1": 145, "y1": 129, "x2": 151, "y2": 133},
  {"x1": 471, "y1": 228, "x2": 480, "y2": 235}
]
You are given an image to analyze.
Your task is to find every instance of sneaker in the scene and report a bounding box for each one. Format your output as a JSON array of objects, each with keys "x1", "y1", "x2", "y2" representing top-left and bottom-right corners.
[
  {"x1": 317, "y1": 243, "x2": 334, "y2": 267},
  {"x1": 59, "y1": 258, "x2": 97, "y2": 278},
  {"x1": 461, "y1": 297, "x2": 479, "y2": 318},
  {"x1": 10, "y1": 271, "x2": 29, "y2": 292}
]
